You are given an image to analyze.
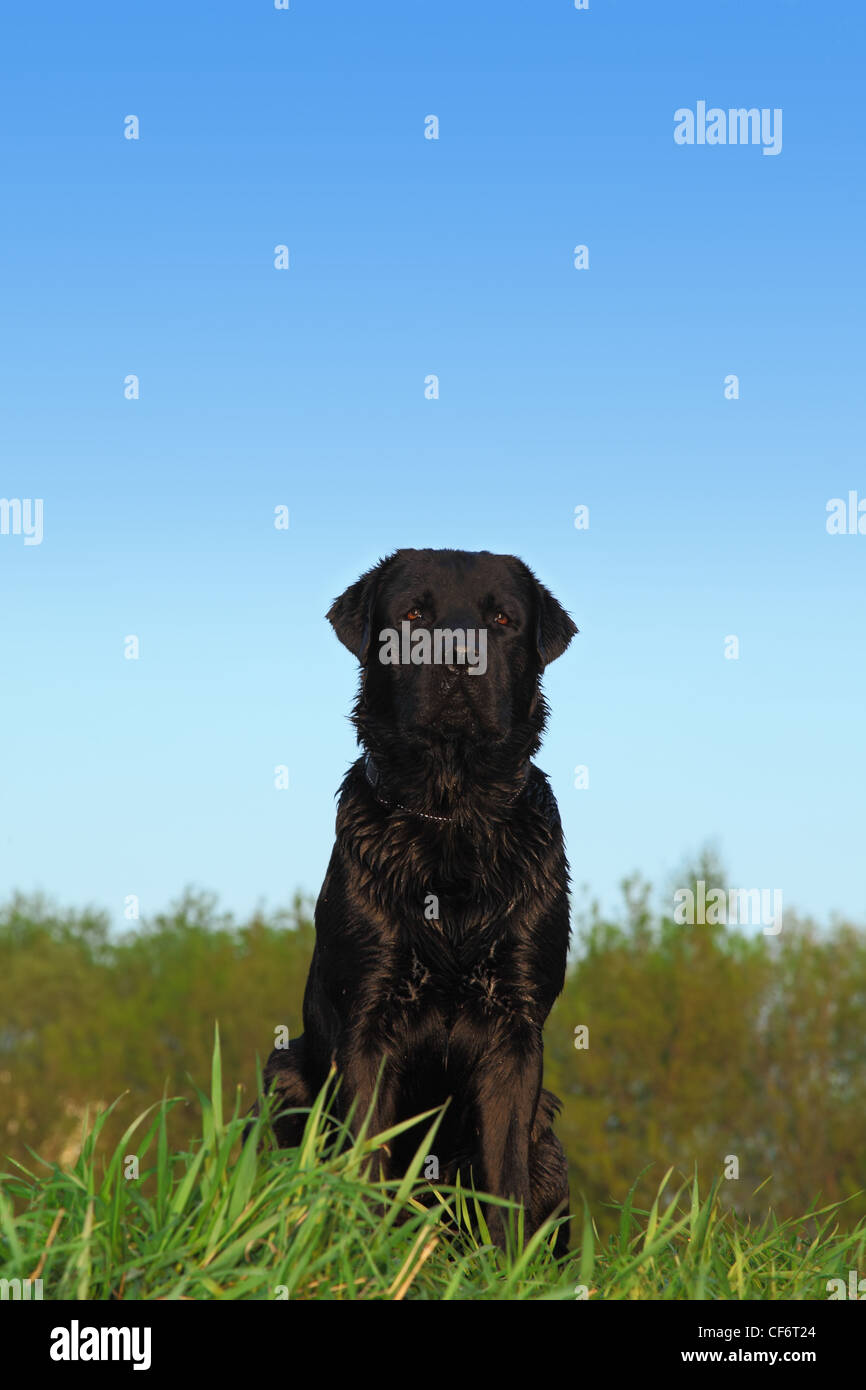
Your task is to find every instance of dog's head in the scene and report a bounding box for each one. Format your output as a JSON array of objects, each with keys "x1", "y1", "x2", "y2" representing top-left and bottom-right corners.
[{"x1": 327, "y1": 549, "x2": 577, "y2": 752}]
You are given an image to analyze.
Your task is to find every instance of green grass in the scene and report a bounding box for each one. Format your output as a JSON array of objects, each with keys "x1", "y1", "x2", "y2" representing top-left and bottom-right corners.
[{"x1": 1, "y1": 1028, "x2": 863, "y2": 1301}]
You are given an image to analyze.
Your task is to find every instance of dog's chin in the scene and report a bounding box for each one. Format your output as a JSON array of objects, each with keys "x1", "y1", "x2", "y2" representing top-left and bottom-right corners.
[
  {"x1": 405, "y1": 702, "x2": 509, "y2": 746},
  {"x1": 437, "y1": 715, "x2": 485, "y2": 743}
]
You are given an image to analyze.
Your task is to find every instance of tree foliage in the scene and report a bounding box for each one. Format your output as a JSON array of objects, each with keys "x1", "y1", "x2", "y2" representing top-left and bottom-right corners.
[{"x1": 1, "y1": 866, "x2": 863, "y2": 1235}]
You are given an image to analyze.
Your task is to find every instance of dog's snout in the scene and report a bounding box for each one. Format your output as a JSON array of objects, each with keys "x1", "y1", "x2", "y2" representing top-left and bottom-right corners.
[{"x1": 440, "y1": 613, "x2": 475, "y2": 665}]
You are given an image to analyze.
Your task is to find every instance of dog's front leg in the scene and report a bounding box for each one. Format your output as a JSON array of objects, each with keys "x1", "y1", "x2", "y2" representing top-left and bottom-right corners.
[
  {"x1": 474, "y1": 1034, "x2": 543, "y2": 1250},
  {"x1": 338, "y1": 1037, "x2": 398, "y2": 1181}
]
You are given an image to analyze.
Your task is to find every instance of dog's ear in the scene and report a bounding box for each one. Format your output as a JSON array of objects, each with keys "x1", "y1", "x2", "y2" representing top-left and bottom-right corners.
[
  {"x1": 535, "y1": 582, "x2": 578, "y2": 667},
  {"x1": 515, "y1": 561, "x2": 578, "y2": 669},
  {"x1": 327, "y1": 554, "x2": 396, "y2": 662}
]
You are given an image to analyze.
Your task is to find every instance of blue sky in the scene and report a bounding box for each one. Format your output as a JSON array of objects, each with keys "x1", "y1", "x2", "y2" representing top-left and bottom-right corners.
[{"x1": 1, "y1": 1, "x2": 864, "y2": 931}]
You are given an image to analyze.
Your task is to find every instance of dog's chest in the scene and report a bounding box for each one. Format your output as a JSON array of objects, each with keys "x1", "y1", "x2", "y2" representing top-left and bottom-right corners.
[
  {"x1": 341, "y1": 795, "x2": 557, "y2": 1023},
  {"x1": 387, "y1": 894, "x2": 525, "y2": 1026}
]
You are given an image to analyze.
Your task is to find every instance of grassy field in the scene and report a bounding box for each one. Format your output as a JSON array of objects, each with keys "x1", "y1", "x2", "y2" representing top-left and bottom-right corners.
[{"x1": 1, "y1": 1031, "x2": 863, "y2": 1302}]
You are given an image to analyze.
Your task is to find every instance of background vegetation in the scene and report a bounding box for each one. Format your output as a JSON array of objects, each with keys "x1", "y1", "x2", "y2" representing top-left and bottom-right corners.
[{"x1": 1, "y1": 854, "x2": 864, "y2": 1244}]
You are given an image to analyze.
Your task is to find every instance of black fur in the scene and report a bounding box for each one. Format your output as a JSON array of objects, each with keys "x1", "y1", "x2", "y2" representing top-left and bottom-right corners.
[{"x1": 256, "y1": 548, "x2": 577, "y2": 1253}]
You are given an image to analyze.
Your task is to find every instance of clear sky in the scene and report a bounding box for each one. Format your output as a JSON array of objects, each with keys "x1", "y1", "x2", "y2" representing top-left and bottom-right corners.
[{"x1": 1, "y1": 1, "x2": 864, "y2": 931}]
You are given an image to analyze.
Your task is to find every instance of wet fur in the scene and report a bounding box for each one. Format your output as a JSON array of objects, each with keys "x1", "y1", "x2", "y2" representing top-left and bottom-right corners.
[{"x1": 254, "y1": 549, "x2": 577, "y2": 1253}]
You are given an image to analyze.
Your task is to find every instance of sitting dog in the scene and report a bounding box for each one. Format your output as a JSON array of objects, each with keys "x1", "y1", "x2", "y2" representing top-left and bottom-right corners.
[{"x1": 258, "y1": 548, "x2": 577, "y2": 1253}]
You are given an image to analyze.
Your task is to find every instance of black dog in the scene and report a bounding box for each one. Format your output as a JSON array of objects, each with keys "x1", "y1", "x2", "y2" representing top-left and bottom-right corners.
[{"x1": 258, "y1": 549, "x2": 577, "y2": 1252}]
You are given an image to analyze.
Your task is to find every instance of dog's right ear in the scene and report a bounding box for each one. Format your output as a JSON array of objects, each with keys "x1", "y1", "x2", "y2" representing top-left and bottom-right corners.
[{"x1": 327, "y1": 555, "x2": 395, "y2": 663}]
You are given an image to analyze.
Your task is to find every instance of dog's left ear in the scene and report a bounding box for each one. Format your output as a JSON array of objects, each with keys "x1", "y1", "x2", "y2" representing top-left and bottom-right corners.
[
  {"x1": 535, "y1": 582, "x2": 578, "y2": 668},
  {"x1": 327, "y1": 554, "x2": 396, "y2": 663},
  {"x1": 517, "y1": 562, "x2": 578, "y2": 669}
]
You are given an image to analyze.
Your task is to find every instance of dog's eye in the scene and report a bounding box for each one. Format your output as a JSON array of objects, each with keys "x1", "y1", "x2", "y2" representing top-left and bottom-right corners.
[
  {"x1": 405, "y1": 608, "x2": 423, "y2": 621},
  {"x1": 493, "y1": 612, "x2": 510, "y2": 626}
]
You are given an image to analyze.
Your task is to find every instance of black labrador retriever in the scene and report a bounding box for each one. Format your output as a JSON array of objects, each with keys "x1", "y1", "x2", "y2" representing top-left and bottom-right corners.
[{"x1": 257, "y1": 548, "x2": 577, "y2": 1252}]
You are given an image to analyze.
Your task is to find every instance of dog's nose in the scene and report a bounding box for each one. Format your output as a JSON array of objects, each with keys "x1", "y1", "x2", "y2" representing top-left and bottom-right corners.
[{"x1": 440, "y1": 614, "x2": 476, "y2": 665}]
